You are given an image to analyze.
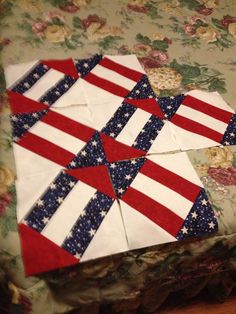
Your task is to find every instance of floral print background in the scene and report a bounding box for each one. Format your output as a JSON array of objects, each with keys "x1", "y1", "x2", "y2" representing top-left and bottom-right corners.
[{"x1": 0, "y1": 0, "x2": 236, "y2": 313}]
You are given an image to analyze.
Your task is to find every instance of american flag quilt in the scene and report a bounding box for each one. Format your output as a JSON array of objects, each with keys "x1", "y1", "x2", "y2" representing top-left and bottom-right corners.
[{"x1": 5, "y1": 54, "x2": 235, "y2": 276}]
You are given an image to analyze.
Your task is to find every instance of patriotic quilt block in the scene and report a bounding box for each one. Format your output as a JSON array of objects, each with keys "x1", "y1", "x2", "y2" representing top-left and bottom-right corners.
[
  {"x1": 169, "y1": 90, "x2": 236, "y2": 150},
  {"x1": 117, "y1": 153, "x2": 218, "y2": 250},
  {"x1": 6, "y1": 54, "x2": 234, "y2": 276}
]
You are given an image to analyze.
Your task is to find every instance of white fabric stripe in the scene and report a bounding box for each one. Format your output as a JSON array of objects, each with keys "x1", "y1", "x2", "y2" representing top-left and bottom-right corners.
[
  {"x1": 177, "y1": 105, "x2": 228, "y2": 134},
  {"x1": 120, "y1": 200, "x2": 176, "y2": 250},
  {"x1": 81, "y1": 202, "x2": 129, "y2": 262},
  {"x1": 13, "y1": 144, "x2": 62, "y2": 179},
  {"x1": 5, "y1": 60, "x2": 39, "y2": 88},
  {"x1": 149, "y1": 121, "x2": 180, "y2": 153},
  {"x1": 42, "y1": 181, "x2": 96, "y2": 246},
  {"x1": 104, "y1": 55, "x2": 145, "y2": 74},
  {"x1": 131, "y1": 172, "x2": 193, "y2": 219},
  {"x1": 147, "y1": 152, "x2": 203, "y2": 187},
  {"x1": 169, "y1": 122, "x2": 219, "y2": 150},
  {"x1": 185, "y1": 90, "x2": 234, "y2": 113},
  {"x1": 16, "y1": 170, "x2": 61, "y2": 222},
  {"x1": 81, "y1": 78, "x2": 124, "y2": 107},
  {"x1": 116, "y1": 108, "x2": 151, "y2": 146},
  {"x1": 91, "y1": 64, "x2": 136, "y2": 90},
  {"x1": 52, "y1": 79, "x2": 87, "y2": 107},
  {"x1": 29, "y1": 121, "x2": 86, "y2": 154},
  {"x1": 23, "y1": 69, "x2": 65, "y2": 101},
  {"x1": 50, "y1": 106, "x2": 95, "y2": 130}
]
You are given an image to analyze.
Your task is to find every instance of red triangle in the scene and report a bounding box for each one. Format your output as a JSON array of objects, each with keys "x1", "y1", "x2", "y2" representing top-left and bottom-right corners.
[
  {"x1": 19, "y1": 224, "x2": 79, "y2": 276},
  {"x1": 41, "y1": 59, "x2": 79, "y2": 78},
  {"x1": 125, "y1": 98, "x2": 165, "y2": 119},
  {"x1": 66, "y1": 165, "x2": 116, "y2": 199},
  {"x1": 100, "y1": 133, "x2": 146, "y2": 162},
  {"x1": 7, "y1": 91, "x2": 48, "y2": 114}
]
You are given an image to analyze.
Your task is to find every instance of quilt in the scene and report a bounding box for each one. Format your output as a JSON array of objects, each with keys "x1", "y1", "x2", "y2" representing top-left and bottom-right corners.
[{"x1": 5, "y1": 54, "x2": 236, "y2": 276}]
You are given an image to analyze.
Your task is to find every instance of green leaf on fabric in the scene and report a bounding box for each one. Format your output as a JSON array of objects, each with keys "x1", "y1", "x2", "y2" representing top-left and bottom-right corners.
[
  {"x1": 44, "y1": 0, "x2": 67, "y2": 7},
  {"x1": 135, "y1": 33, "x2": 151, "y2": 45},
  {"x1": 73, "y1": 16, "x2": 83, "y2": 29},
  {"x1": 0, "y1": 66, "x2": 6, "y2": 93},
  {"x1": 208, "y1": 78, "x2": 226, "y2": 93},
  {"x1": 212, "y1": 18, "x2": 226, "y2": 31},
  {"x1": 145, "y1": 3, "x2": 161, "y2": 20},
  {"x1": 170, "y1": 59, "x2": 200, "y2": 78},
  {"x1": 152, "y1": 40, "x2": 168, "y2": 51},
  {"x1": 178, "y1": 0, "x2": 200, "y2": 10},
  {"x1": 64, "y1": 38, "x2": 77, "y2": 50},
  {"x1": 98, "y1": 36, "x2": 122, "y2": 50}
]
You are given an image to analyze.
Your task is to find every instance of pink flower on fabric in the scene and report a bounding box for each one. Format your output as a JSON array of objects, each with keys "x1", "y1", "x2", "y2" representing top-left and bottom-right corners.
[
  {"x1": 220, "y1": 15, "x2": 236, "y2": 28},
  {"x1": 148, "y1": 50, "x2": 169, "y2": 64},
  {"x1": 196, "y1": 6, "x2": 213, "y2": 16},
  {"x1": 138, "y1": 57, "x2": 161, "y2": 69},
  {"x1": 43, "y1": 11, "x2": 66, "y2": 23},
  {"x1": 60, "y1": 3, "x2": 80, "y2": 13},
  {"x1": 184, "y1": 24, "x2": 196, "y2": 36},
  {"x1": 32, "y1": 21, "x2": 47, "y2": 37},
  {"x1": 208, "y1": 166, "x2": 236, "y2": 186},
  {"x1": 0, "y1": 192, "x2": 12, "y2": 216},
  {"x1": 189, "y1": 15, "x2": 206, "y2": 25},
  {"x1": 127, "y1": 4, "x2": 148, "y2": 13},
  {"x1": 81, "y1": 14, "x2": 106, "y2": 29}
]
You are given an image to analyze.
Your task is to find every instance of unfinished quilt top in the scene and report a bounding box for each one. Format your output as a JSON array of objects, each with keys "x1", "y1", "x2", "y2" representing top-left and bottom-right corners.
[{"x1": 5, "y1": 54, "x2": 236, "y2": 276}]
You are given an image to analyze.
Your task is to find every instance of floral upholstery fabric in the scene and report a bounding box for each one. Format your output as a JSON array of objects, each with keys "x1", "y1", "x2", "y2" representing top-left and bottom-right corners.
[{"x1": 0, "y1": 0, "x2": 236, "y2": 313}]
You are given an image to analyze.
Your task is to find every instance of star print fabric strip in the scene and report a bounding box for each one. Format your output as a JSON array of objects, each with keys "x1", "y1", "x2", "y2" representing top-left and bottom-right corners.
[
  {"x1": 11, "y1": 109, "x2": 48, "y2": 140},
  {"x1": 39, "y1": 76, "x2": 77, "y2": 106},
  {"x1": 11, "y1": 63, "x2": 49, "y2": 94},
  {"x1": 24, "y1": 171, "x2": 77, "y2": 233},
  {"x1": 62, "y1": 192, "x2": 114, "y2": 258}
]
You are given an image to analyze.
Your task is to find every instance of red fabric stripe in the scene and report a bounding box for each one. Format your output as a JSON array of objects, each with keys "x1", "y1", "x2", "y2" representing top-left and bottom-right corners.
[
  {"x1": 171, "y1": 114, "x2": 223, "y2": 143},
  {"x1": 19, "y1": 224, "x2": 79, "y2": 276},
  {"x1": 182, "y1": 95, "x2": 233, "y2": 124},
  {"x1": 41, "y1": 59, "x2": 79, "y2": 79},
  {"x1": 99, "y1": 57, "x2": 143, "y2": 82},
  {"x1": 84, "y1": 72, "x2": 130, "y2": 97},
  {"x1": 7, "y1": 91, "x2": 48, "y2": 114},
  {"x1": 41, "y1": 110, "x2": 95, "y2": 142},
  {"x1": 18, "y1": 132, "x2": 74, "y2": 167},
  {"x1": 122, "y1": 187, "x2": 184, "y2": 237},
  {"x1": 125, "y1": 98, "x2": 165, "y2": 119},
  {"x1": 140, "y1": 160, "x2": 200, "y2": 202}
]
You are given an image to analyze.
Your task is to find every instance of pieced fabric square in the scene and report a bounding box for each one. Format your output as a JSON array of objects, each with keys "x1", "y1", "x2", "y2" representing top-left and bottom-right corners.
[{"x1": 5, "y1": 54, "x2": 235, "y2": 276}]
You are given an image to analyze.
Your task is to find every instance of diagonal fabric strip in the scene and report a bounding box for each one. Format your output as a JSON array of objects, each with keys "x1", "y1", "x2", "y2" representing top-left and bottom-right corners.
[
  {"x1": 121, "y1": 186, "x2": 184, "y2": 237},
  {"x1": 83, "y1": 72, "x2": 130, "y2": 97},
  {"x1": 140, "y1": 159, "x2": 201, "y2": 202},
  {"x1": 41, "y1": 110, "x2": 95, "y2": 142},
  {"x1": 170, "y1": 114, "x2": 224, "y2": 143},
  {"x1": 99, "y1": 57, "x2": 143, "y2": 82},
  {"x1": 18, "y1": 132, "x2": 75, "y2": 167},
  {"x1": 182, "y1": 95, "x2": 233, "y2": 123}
]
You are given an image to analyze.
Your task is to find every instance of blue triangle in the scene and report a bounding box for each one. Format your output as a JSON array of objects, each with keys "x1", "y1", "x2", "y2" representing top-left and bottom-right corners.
[
  {"x1": 67, "y1": 132, "x2": 107, "y2": 169},
  {"x1": 11, "y1": 110, "x2": 47, "y2": 141},
  {"x1": 176, "y1": 188, "x2": 218, "y2": 240},
  {"x1": 108, "y1": 158, "x2": 145, "y2": 198}
]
